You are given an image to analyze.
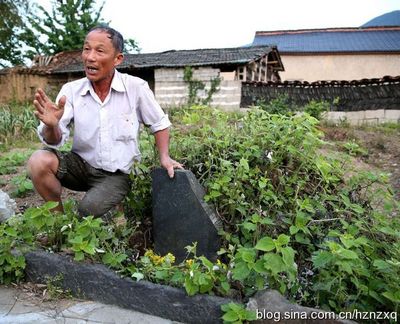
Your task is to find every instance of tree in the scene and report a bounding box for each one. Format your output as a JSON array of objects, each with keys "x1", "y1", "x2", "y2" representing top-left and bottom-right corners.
[
  {"x1": 0, "y1": 0, "x2": 31, "y2": 67},
  {"x1": 24, "y1": 0, "x2": 106, "y2": 56},
  {"x1": 0, "y1": 0, "x2": 140, "y2": 67},
  {"x1": 124, "y1": 38, "x2": 141, "y2": 54}
]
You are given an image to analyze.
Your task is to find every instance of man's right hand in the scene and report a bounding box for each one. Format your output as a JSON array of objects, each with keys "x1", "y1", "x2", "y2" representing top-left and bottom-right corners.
[{"x1": 33, "y1": 88, "x2": 66, "y2": 127}]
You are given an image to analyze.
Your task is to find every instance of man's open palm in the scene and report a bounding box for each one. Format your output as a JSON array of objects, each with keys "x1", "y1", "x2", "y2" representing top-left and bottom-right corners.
[{"x1": 33, "y1": 88, "x2": 66, "y2": 127}]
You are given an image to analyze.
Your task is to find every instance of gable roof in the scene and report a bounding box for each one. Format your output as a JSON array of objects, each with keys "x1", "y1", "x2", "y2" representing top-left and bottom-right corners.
[
  {"x1": 252, "y1": 26, "x2": 400, "y2": 54},
  {"x1": 52, "y1": 45, "x2": 281, "y2": 74}
]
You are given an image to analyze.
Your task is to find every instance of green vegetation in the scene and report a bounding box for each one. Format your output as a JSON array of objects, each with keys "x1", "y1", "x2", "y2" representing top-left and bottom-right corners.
[
  {"x1": 0, "y1": 104, "x2": 38, "y2": 147},
  {"x1": 183, "y1": 66, "x2": 221, "y2": 106},
  {"x1": 1, "y1": 0, "x2": 140, "y2": 67},
  {"x1": 256, "y1": 95, "x2": 331, "y2": 119},
  {"x1": 0, "y1": 104, "x2": 399, "y2": 321}
]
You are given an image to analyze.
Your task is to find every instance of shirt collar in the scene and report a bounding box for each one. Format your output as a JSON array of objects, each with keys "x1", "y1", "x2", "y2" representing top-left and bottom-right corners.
[{"x1": 80, "y1": 69, "x2": 125, "y2": 96}]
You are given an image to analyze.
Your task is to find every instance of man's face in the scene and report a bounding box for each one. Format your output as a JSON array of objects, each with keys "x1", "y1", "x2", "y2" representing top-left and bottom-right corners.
[{"x1": 82, "y1": 30, "x2": 123, "y2": 84}]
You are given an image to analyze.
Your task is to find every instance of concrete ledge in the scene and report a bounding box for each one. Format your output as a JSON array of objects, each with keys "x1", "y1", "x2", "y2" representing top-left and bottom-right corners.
[
  {"x1": 325, "y1": 109, "x2": 400, "y2": 125},
  {"x1": 24, "y1": 250, "x2": 234, "y2": 324}
]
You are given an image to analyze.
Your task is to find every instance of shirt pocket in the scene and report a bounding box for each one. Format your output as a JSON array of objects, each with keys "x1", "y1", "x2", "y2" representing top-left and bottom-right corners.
[{"x1": 113, "y1": 113, "x2": 138, "y2": 142}]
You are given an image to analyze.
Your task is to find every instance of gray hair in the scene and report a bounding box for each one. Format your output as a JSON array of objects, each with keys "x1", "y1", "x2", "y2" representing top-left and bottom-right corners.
[{"x1": 88, "y1": 25, "x2": 124, "y2": 53}]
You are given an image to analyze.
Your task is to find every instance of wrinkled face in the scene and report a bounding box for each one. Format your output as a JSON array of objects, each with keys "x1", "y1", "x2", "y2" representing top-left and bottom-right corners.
[{"x1": 82, "y1": 30, "x2": 123, "y2": 84}]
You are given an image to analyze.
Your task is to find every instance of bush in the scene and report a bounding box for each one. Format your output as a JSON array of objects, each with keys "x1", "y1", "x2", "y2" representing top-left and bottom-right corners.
[
  {"x1": 1, "y1": 105, "x2": 399, "y2": 315},
  {"x1": 130, "y1": 106, "x2": 400, "y2": 312}
]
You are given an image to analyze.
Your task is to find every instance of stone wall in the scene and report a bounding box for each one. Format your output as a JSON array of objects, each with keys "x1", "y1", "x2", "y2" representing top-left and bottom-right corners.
[
  {"x1": 154, "y1": 67, "x2": 241, "y2": 111},
  {"x1": 324, "y1": 109, "x2": 400, "y2": 125},
  {"x1": 241, "y1": 77, "x2": 400, "y2": 111}
]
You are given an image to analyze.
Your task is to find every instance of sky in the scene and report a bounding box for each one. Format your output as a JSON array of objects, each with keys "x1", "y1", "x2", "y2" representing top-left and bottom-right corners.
[{"x1": 37, "y1": 0, "x2": 400, "y2": 53}]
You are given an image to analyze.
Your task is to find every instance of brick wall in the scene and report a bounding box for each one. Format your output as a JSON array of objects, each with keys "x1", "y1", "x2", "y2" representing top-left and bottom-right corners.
[{"x1": 154, "y1": 67, "x2": 241, "y2": 111}]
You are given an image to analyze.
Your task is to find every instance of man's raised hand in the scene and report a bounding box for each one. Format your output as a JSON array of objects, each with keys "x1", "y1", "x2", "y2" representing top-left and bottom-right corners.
[{"x1": 33, "y1": 88, "x2": 66, "y2": 127}]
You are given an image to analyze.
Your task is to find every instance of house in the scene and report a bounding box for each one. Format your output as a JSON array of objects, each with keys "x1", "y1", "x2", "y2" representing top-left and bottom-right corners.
[
  {"x1": 252, "y1": 11, "x2": 400, "y2": 81},
  {"x1": 0, "y1": 46, "x2": 284, "y2": 110}
]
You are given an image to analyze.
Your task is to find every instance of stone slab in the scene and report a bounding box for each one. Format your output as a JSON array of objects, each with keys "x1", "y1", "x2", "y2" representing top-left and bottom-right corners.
[
  {"x1": 0, "y1": 286, "x2": 175, "y2": 324},
  {"x1": 247, "y1": 290, "x2": 354, "y2": 324},
  {"x1": 152, "y1": 168, "x2": 222, "y2": 263},
  {"x1": 24, "y1": 250, "x2": 233, "y2": 323}
]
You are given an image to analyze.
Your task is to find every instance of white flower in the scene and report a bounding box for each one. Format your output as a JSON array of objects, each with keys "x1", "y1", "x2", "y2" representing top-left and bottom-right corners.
[
  {"x1": 212, "y1": 265, "x2": 219, "y2": 271},
  {"x1": 190, "y1": 270, "x2": 194, "y2": 278}
]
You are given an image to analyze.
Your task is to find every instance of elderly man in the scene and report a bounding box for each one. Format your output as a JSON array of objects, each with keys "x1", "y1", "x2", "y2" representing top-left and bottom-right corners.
[{"x1": 28, "y1": 25, "x2": 182, "y2": 218}]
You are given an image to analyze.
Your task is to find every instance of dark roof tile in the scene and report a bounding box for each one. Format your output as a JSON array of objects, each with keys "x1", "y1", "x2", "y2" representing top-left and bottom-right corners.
[
  {"x1": 53, "y1": 45, "x2": 276, "y2": 73},
  {"x1": 252, "y1": 27, "x2": 400, "y2": 53}
]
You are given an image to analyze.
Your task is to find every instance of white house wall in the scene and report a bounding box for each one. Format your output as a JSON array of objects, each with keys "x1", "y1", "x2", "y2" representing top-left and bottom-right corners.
[{"x1": 280, "y1": 53, "x2": 400, "y2": 82}]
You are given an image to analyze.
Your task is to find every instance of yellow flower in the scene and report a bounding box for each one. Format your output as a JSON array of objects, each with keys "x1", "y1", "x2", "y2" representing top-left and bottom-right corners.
[
  {"x1": 165, "y1": 253, "x2": 176, "y2": 264},
  {"x1": 186, "y1": 259, "x2": 194, "y2": 267},
  {"x1": 144, "y1": 249, "x2": 155, "y2": 258}
]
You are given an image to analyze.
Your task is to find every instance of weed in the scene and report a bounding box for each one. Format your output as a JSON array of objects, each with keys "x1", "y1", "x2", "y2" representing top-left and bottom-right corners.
[
  {"x1": 11, "y1": 173, "x2": 34, "y2": 197},
  {"x1": 45, "y1": 274, "x2": 72, "y2": 300},
  {"x1": 0, "y1": 106, "x2": 398, "y2": 315}
]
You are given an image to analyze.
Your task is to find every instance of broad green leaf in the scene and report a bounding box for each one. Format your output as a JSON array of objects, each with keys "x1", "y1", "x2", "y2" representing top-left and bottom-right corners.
[
  {"x1": 281, "y1": 246, "x2": 295, "y2": 267},
  {"x1": 222, "y1": 310, "x2": 239, "y2": 322},
  {"x1": 312, "y1": 251, "x2": 334, "y2": 268},
  {"x1": 232, "y1": 261, "x2": 251, "y2": 280},
  {"x1": 276, "y1": 234, "x2": 290, "y2": 246},
  {"x1": 264, "y1": 253, "x2": 285, "y2": 274},
  {"x1": 338, "y1": 248, "x2": 358, "y2": 260},
  {"x1": 255, "y1": 236, "x2": 275, "y2": 252},
  {"x1": 238, "y1": 248, "x2": 256, "y2": 264},
  {"x1": 184, "y1": 278, "x2": 199, "y2": 296},
  {"x1": 242, "y1": 222, "x2": 257, "y2": 232},
  {"x1": 383, "y1": 291, "x2": 400, "y2": 303},
  {"x1": 4, "y1": 227, "x2": 17, "y2": 237},
  {"x1": 337, "y1": 261, "x2": 353, "y2": 274},
  {"x1": 74, "y1": 251, "x2": 84, "y2": 261},
  {"x1": 42, "y1": 201, "x2": 59, "y2": 210}
]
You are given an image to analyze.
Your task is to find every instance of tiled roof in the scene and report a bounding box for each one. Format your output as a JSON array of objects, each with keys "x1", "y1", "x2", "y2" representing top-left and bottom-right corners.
[
  {"x1": 362, "y1": 10, "x2": 400, "y2": 27},
  {"x1": 53, "y1": 45, "x2": 278, "y2": 73},
  {"x1": 0, "y1": 50, "x2": 83, "y2": 75},
  {"x1": 252, "y1": 27, "x2": 400, "y2": 53}
]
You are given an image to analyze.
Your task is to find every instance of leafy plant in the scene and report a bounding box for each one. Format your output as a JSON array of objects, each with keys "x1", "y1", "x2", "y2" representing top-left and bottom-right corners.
[
  {"x1": 0, "y1": 150, "x2": 33, "y2": 175},
  {"x1": 11, "y1": 173, "x2": 34, "y2": 197},
  {"x1": 221, "y1": 302, "x2": 257, "y2": 323},
  {"x1": 67, "y1": 216, "x2": 108, "y2": 261},
  {"x1": 255, "y1": 95, "x2": 297, "y2": 115},
  {"x1": 303, "y1": 100, "x2": 330, "y2": 120},
  {"x1": 342, "y1": 140, "x2": 368, "y2": 156},
  {"x1": 0, "y1": 105, "x2": 398, "y2": 317},
  {"x1": 0, "y1": 104, "x2": 38, "y2": 147},
  {"x1": 0, "y1": 223, "x2": 26, "y2": 284}
]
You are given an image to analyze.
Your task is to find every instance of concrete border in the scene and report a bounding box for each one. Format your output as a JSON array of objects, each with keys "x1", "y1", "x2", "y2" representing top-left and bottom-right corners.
[{"x1": 24, "y1": 250, "x2": 234, "y2": 324}]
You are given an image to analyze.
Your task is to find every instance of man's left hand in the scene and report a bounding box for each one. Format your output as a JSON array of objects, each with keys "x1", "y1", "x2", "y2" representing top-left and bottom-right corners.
[{"x1": 160, "y1": 156, "x2": 184, "y2": 178}]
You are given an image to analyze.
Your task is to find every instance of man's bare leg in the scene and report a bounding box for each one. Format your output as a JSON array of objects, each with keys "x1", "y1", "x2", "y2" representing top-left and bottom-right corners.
[{"x1": 27, "y1": 150, "x2": 64, "y2": 213}]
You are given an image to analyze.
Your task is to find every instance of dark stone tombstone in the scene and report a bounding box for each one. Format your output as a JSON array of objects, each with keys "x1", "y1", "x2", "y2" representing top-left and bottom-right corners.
[{"x1": 152, "y1": 168, "x2": 222, "y2": 263}]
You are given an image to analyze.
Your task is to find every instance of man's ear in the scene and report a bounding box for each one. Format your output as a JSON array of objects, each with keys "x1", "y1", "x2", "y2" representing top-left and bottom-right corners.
[{"x1": 114, "y1": 52, "x2": 124, "y2": 67}]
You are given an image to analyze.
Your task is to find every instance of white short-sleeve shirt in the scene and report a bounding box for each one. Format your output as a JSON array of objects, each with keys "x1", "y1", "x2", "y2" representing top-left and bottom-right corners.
[{"x1": 37, "y1": 70, "x2": 171, "y2": 174}]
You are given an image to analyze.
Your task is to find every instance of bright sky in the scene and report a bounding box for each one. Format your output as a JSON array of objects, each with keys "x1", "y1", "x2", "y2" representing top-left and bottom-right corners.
[{"x1": 37, "y1": 0, "x2": 399, "y2": 53}]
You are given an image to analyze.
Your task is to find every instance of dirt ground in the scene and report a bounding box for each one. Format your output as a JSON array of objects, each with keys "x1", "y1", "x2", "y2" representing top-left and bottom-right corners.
[
  {"x1": 321, "y1": 125, "x2": 400, "y2": 200},
  {"x1": 1, "y1": 125, "x2": 399, "y2": 212}
]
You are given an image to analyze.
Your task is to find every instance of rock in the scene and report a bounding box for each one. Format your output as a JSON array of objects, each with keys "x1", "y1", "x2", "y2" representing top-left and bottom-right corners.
[
  {"x1": 152, "y1": 168, "x2": 222, "y2": 263},
  {"x1": 25, "y1": 250, "x2": 233, "y2": 323},
  {"x1": 247, "y1": 290, "x2": 354, "y2": 324},
  {"x1": 0, "y1": 190, "x2": 17, "y2": 223}
]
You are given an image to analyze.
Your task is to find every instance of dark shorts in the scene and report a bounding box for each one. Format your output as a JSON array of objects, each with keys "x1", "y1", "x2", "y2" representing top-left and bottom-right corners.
[{"x1": 45, "y1": 148, "x2": 131, "y2": 218}]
